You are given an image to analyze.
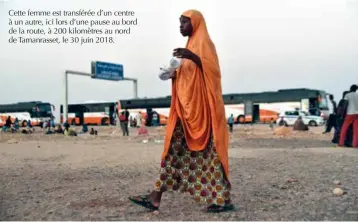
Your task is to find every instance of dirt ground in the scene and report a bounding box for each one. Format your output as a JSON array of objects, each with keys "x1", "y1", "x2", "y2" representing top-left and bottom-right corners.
[{"x1": 0, "y1": 124, "x2": 357, "y2": 221}]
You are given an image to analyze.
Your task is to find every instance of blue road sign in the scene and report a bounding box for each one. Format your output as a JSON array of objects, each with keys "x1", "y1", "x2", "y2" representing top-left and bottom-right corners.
[{"x1": 91, "y1": 61, "x2": 124, "y2": 81}]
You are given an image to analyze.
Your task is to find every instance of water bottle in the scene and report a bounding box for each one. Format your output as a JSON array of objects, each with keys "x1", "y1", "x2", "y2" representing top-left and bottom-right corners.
[
  {"x1": 169, "y1": 57, "x2": 183, "y2": 69},
  {"x1": 159, "y1": 57, "x2": 183, "y2": 81}
]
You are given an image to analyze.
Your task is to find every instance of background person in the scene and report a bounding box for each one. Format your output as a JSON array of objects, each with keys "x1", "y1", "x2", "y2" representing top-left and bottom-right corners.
[{"x1": 339, "y1": 84, "x2": 358, "y2": 148}]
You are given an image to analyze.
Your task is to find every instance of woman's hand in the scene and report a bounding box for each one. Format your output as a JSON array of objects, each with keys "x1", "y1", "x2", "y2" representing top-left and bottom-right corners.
[
  {"x1": 173, "y1": 48, "x2": 194, "y2": 59},
  {"x1": 170, "y1": 70, "x2": 177, "y2": 79},
  {"x1": 173, "y1": 48, "x2": 203, "y2": 71}
]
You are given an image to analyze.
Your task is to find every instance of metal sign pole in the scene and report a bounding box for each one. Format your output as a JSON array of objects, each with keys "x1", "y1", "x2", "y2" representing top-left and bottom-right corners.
[
  {"x1": 134, "y1": 79, "x2": 138, "y2": 99},
  {"x1": 62, "y1": 68, "x2": 138, "y2": 124},
  {"x1": 63, "y1": 70, "x2": 93, "y2": 124},
  {"x1": 63, "y1": 71, "x2": 68, "y2": 124},
  {"x1": 123, "y1": 77, "x2": 138, "y2": 99}
]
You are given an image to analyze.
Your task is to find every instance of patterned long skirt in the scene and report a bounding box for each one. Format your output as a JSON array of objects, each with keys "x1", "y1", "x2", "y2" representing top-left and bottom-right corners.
[{"x1": 154, "y1": 121, "x2": 231, "y2": 206}]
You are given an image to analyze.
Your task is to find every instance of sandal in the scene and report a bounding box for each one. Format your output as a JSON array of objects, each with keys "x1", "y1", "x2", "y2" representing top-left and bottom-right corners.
[
  {"x1": 207, "y1": 204, "x2": 235, "y2": 213},
  {"x1": 128, "y1": 195, "x2": 159, "y2": 211}
]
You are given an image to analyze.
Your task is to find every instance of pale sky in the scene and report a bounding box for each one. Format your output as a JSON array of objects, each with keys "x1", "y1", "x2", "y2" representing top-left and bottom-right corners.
[{"x1": 0, "y1": 0, "x2": 357, "y2": 118}]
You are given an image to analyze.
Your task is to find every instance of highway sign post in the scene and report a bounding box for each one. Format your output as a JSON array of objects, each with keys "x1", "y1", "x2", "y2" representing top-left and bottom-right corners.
[
  {"x1": 91, "y1": 61, "x2": 124, "y2": 81},
  {"x1": 62, "y1": 61, "x2": 138, "y2": 124}
]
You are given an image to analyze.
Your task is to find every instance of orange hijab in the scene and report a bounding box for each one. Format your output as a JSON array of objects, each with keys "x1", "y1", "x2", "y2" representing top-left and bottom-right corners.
[{"x1": 161, "y1": 10, "x2": 230, "y2": 178}]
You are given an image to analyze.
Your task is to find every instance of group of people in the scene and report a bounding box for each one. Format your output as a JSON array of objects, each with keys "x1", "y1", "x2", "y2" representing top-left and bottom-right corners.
[
  {"x1": 225, "y1": 84, "x2": 358, "y2": 143},
  {"x1": 1, "y1": 115, "x2": 101, "y2": 137},
  {"x1": 129, "y1": 112, "x2": 160, "y2": 127},
  {"x1": 2, "y1": 116, "x2": 34, "y2": 134},
  {"x1": 2, "y1": 116, "x2": 20, "y2": 133},
  {"x1": 60, "y1": 122, "x2": 98, "y2": 137},
  {"x1": 37, "y1": 119, "x2": 74, "y2": 136},
  {"x1": 324, "y1": 84, "x2": 358, "y2": 148},
  {"x1": 227, "y1": 115, "x2": 309, "y2": 133},
  {"x1": 115, "y1": 105, "x2": 160, "y2": 137}
]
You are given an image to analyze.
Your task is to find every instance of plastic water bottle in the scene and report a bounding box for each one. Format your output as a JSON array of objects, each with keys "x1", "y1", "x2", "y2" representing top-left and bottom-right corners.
[
  {"x1": 168, "y1": 57, "x2": 183, "y2": 69},
  {"x1": 159, "y1": 57, "x2": 183, "y2": 81}
]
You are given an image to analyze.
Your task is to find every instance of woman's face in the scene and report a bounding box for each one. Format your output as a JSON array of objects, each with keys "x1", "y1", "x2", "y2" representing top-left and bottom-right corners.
[{"x1": 180, "y1": 15, "x2": 193, "y2": 37}]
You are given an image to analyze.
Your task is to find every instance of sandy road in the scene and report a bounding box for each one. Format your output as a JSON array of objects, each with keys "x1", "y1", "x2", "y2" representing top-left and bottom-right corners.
[{"x1": 0, "y1": 125, "x2": 357, "y2": 220}]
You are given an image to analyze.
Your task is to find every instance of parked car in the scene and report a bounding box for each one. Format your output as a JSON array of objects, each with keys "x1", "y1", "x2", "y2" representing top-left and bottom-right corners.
[{"x1": 276, "y1": 110, "x2": 325, "y2": 127}]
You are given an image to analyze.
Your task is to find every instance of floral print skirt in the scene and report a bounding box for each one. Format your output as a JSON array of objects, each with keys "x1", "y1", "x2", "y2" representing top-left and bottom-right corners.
[{"x1": 154, "y1": 121, "x2": 231, "y2": 206}]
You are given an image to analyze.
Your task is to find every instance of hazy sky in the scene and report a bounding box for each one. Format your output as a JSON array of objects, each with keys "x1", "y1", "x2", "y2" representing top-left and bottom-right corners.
[{"x1": 0, "y1": 0, "x2": 357, "y2": 117}]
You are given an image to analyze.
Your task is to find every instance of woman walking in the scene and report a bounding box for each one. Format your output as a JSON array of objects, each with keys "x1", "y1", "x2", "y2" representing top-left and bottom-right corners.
[{"x1": 129, "y1": 9, "x2": 234, "y2": 213}]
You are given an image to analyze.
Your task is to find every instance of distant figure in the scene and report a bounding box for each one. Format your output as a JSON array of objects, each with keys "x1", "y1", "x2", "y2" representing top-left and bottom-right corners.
[
  {"x1": 26, "y1": 120, "x2": 34, "y2": 132},
  {"x1": 130, "y1": 116, "x2": 134, "y2": 127},
  {"x1": 124, "y1": 108, "x2": 130, "y2": 134},
  {"x1": 133, "y1": 118, "x2": 137, "y2": 128},
  {"x1": 5, "y1": 116, "x2": 12, "y2": 128},
  {"x1": 112, "y1": 112, "x2": 117, "y2": 125},
  {"x1": 116, "y1": 100, "x2": 122, "y2": 131},
  {"x1": 45, "y1": 129, "x2": 53, "y2": 135},
  {"x1": 54, "y1": 125, "x2": 64, "y2": 134},
  {"x1": 137, "y1": 121, "x2": 149, "y2": 136},
  {"x1": 278, "y1": 117, "x2": 288, "y2": 127},
  {"x1": 21, "y1": 128, "x2": 31, "y2": 134},
  {"x1": 14, "y1": 118, "x2": 20, "y2": 130},
  {"x1": 136, "y1": 112, "x2": 142, "y2": 128},
  {"x1": 138, "y1": 127, "x2": 148, "y2": 136},
  {"x1": 323, "y1": 94, "x2": 337, "y2": 134},
  {"x1": 339, "y1": 84, "x2": 358, "y2": 148},
  {"x1": 228, "y1": 114, "x2": 234, "y2": 133},
  {"x1": 64, "y1": 122, "x2": 77, "y2": 136},
  {"x1": 44, "y1": 120, "x2": 53, "y2": 134},
  {"x1": 152, "y1": 113, "x2": 159, "y2": 127},
  {"x1": 119, "y1": 111, "x2": 129, "y2": 136},
  {"x1": 337, "y1": 91, "x2": 349, "y2": 118},
  {"x1": 124, "y1": 108, "x2": 130, "y2": 121},
  {"x1": 293, "y1": 116, "x2": 309, "y2": 131},
  {"x1": 63, "y1": 122, "x2": 69, "y2": 132},
  {"x1": 82, "y1": 124, "x2": 88, "y2": 133},
  {"x1": 90, "y1": 128, "x2": 98, "y2": 135},
  {"x1": 65, "y1": 130, "x2": 77, "y2": 136},
  {"x1": 332, "y1": 91, "x2": 351, "y2": 145},
  {"x1": 269, "y1": 118, "x2": 274, "y2": 130},
  {"x1": 50, "y1": 116, "x2": 55, "y2": 128},
  {"x1": 47, "y1": 120, "x2": 52, "y2": 130},
  {"x1": 43, "y1": 121, "x2": 48, "y2": 129}
]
